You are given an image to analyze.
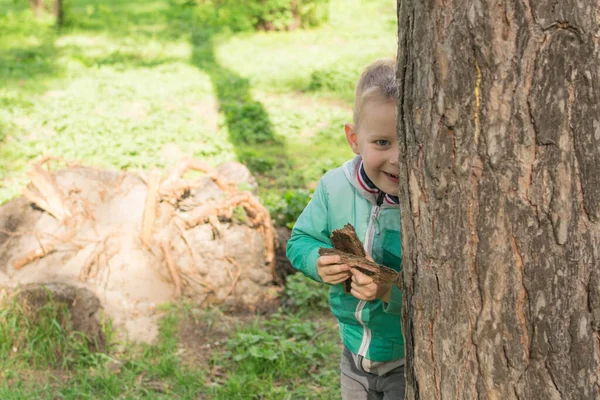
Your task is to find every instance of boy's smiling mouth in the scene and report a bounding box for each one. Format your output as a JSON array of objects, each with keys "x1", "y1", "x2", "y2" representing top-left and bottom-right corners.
[{"x1": 384, "y1": 172, "x2": 399, "y2": 181}]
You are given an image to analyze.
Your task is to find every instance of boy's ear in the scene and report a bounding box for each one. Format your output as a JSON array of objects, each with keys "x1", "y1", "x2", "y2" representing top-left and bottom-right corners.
[{"x1": 345, "y1": 123, "x2": 360, "y2": 155}]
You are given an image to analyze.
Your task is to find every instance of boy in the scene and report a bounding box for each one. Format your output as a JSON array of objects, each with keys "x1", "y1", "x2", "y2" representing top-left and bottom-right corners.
[{"x1": 286, "y1": 58, "x2": 404, "y2": 399}]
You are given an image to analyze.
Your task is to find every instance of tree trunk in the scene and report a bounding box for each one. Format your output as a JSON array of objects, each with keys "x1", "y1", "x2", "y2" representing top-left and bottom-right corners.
[
  {"x1": 54, "y1": 0, "x2": 64, "y2": 26},
  {"x1": 29, "y1": 0, "x2": 64, "y2": 26},
  {"x1": 396, "y1": 1, "x2": 600, "y2": 399},
  {"x1": 29, "y1": 0, "x2": 44, "y2": 17}
]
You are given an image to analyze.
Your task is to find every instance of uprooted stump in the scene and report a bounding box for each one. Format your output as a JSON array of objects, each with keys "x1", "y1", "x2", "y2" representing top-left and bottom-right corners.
[{"x1": 0, "y1": 158, "x2": 280, "y2": 343}]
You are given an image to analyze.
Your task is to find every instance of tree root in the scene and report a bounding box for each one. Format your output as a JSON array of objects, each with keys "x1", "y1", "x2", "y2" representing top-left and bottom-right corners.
[
  {"x1": 141, "y1": 170, "x2": 161, "y2": 248},
  {"x1": 23, "y1": 158, "x2": 72, "y2": 221},
  {"x1": 179, "y1": 191, "x2": 276, "y2": 273},
  {"x1": 8, "y1": 157, "x2": 278, "y2": 306},
  {"x1": 79, "y1": 235, "x2": 113, "y2": 282},
  {"x1": 13, "y1": 243, "x2": 57, "y2": 270},
  {"x1": 160, "y1": 239, "x2": 182, "y2": 298}
]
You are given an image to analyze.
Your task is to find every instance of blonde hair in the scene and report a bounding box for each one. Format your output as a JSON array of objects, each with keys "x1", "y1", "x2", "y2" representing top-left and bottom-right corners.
[{"x1": 353, "y1": 58, "x2": 398, "y2": 128}]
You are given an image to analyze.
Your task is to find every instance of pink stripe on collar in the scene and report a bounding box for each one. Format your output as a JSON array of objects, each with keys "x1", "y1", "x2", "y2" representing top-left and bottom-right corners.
[{"x1": 356, "y1": 165, "x2": 378, "y2": 194}]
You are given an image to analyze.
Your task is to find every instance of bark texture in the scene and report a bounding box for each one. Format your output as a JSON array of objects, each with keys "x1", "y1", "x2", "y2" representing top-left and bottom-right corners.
[
  {"x1": 329, "y1": 223, "x2": 366, "y2": 292},
  {"x1": 396, "y1": 1, "x2": 600, "y2": 398}
]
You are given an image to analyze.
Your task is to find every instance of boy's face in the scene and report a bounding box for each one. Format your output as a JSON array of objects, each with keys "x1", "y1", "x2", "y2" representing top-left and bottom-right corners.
[{"x1": 345, "y1": 100, "x2": 399, "y2": 196}]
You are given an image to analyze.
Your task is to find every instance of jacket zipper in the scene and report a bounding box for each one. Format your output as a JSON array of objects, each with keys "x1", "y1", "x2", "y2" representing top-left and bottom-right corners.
[
  {"x1": 363, "y1": 192, "x2": 384, "y2": 253},
  {"x1": 356, "y1": 191, "x2": 385, "y2": 357}
]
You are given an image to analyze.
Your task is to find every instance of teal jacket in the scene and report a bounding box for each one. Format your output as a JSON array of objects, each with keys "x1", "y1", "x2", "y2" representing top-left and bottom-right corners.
[{"x1": 286, "y1": 156, "x2": 404, "y2": 362}]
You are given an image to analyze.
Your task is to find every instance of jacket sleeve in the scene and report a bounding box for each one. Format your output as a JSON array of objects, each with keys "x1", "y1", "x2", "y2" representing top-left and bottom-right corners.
[
  {"x1": 382, "y1": 286, "x2": 402, "y2": 315},
  {"x1": 286, "y1": 179, "x2": 332, "y2": 283}
]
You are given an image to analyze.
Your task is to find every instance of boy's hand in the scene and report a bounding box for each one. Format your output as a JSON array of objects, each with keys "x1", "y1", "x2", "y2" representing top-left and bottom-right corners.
[
  {"x1": 350, "y1": 253, "x2": 392, "y2": 302},
  {"x1": 317, "y1": 255, "x2": 351, "y2": 285}
]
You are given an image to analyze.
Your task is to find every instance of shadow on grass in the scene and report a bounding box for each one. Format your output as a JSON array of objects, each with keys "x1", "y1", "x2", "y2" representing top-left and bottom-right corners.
[
  {"x1": 1, "y1": 1, "x2": 298, "y2": 184},
  {"x1": 189, "y1": 27, "x2": 297, "y2": 183},
  {"x1": 191, "y1": 20, "x2": 293, "y2": 184},
  {"x1": 0, "y1": 11, "x2": 62, "y2": 151},
  {"x1": 0, "y1": 22, "x2": 62, "y2": 94}
]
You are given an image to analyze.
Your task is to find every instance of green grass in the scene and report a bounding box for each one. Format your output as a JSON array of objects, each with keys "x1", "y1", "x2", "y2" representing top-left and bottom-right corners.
[
  {"x1": 0, "y1": 277, "x2": 337, "y2": 399},
  {"x1": 0, "y1": 0, "x2": 396, "y2": 207},
  {"x1": 0, "y1": 0, "x2": 396, "y2": 396}
]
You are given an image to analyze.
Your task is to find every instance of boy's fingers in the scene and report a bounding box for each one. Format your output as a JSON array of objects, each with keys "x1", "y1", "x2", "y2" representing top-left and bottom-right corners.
[
  {"x1": 323, "y1": 263, "x2": 350, "y2": 275},
  {"x1": 320, "y1": 255, "x2": 341, "y2": 265},
  {"x1": 351, "y1": 268, "x2": 374, "y2": 285},
  {"x1": 328, "y1": 273, "x2": 351, "y2": 285},
  {"x1": 350, "y1": 287, "x2": 373, "y2": 301}
]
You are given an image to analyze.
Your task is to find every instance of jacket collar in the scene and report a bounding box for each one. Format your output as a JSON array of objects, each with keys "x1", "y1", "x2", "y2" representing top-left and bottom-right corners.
[{"x1": 343, "y1": 156, "x2": 400, "y2": 208}]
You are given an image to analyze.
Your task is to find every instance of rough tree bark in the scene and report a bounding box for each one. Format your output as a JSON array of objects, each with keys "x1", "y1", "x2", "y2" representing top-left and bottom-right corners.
[{"x1": 396, "y1": 1, "x2": 600, "y2": 399}]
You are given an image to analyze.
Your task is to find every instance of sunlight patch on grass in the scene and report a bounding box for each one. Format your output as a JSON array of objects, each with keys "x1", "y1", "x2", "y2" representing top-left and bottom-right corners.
[
  {"x1": 55, "y1": 34, "x2": 192, "y2": 67},
  {"x1": 214, "y1": 0, "x2": 397, "y2": 96},
  {"x1": 252, "y1": 90, "x2": 354, "y2": 187},
  {"x1": 0, "y1": 0, "x2": 394, "y2": 396},
  {"x1": 0, "y1": 63, "x2": 233, "y2": 203}
]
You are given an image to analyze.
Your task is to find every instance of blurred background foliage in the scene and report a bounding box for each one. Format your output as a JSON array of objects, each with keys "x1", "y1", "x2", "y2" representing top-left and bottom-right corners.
[
  {"x1": 185, "y1": 0, "x2": 332, "y2": 32},
  {"x1": 0, "y1": 0, "x2": 397, "y2": 397},
  {"x1": 0, "y1": 0, "x2": 396, "y2": 217}
]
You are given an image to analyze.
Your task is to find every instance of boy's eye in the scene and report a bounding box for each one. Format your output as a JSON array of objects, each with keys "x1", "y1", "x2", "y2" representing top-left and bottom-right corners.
[{"x1": 375, "y1": 140, "x2": 390, "y2": 146}]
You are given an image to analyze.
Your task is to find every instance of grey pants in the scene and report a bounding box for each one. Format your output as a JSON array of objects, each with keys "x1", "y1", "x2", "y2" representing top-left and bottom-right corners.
[{"x1": 340, "y1": 347, "x2": 405, "y2": 400}]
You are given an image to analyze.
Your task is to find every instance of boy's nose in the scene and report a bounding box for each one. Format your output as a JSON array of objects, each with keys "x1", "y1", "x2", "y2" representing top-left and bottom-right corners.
[{"x1": 389, "y1": 148, "x2": 399, "y2": 165}]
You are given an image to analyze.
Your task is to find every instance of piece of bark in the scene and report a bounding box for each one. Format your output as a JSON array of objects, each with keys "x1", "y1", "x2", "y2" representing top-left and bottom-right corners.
[
  {"x1": 328, "y1": 224, "x2": 366, "y2": 292},
  {"x1": 319, "y1": 248, "x2": 402, "y2": 288},
  {"x1": 330, "y1": 224, "x2": 366, "y2": 257}
]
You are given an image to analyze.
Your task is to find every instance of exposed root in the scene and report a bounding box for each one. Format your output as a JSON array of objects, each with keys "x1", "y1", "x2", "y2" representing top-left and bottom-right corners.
[
  {"x1": 161, "y1": 239, "x2": 182, "y2": 298},
  {"x1": 180, "y1": 191, "x2": 276, "y2": 272},
  {"x1": 79, "y1": 235, "x2": 112, "y2": 282},
  {"x1": 6, "y1": 157, "x2": 278, "y2": 317},
  {"x1": 24, "y1": 160, "x2": 72, "y2": 221},
  {"x1": 81, "y1": 198, "x2": 96, "y2": 221},
  {"x1": 173, "y1": 219, "x2": 204, "y2": 274},
  {"x1": 160, "y1": 159, "x2": 235, "y2": 201},
  {"x1": 114, "y1": 169, "x2": 127, "y2": 194},
  {"x1": 225, "y1": 257, "x2": 242, "y2": 296},
  {"x1": 13, "y1": 242, "x2": 57, "y2": 270},
  {"x1": 208, "y1": 215, "x2": 222, "y2": 239},
  {"x1": 141, "y1": 170, "x2": 161, "y2": 248},
  {"x1": 183, "y1": 273, "x2": 217, "y2": 293}
]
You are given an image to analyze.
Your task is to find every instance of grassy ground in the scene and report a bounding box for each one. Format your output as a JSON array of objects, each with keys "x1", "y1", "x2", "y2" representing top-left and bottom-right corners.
[
  {"x1": 0, "y1": 275, "x2": 339, "y2": 399},
  {"x1": 0, "y1": 0, "x2": 397, "y2": 397},
  {"x1": 0, "y1": 0, "x2": 397, "y2": 218}
]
